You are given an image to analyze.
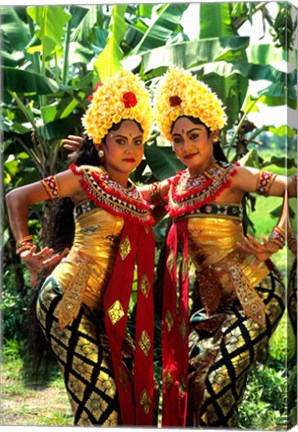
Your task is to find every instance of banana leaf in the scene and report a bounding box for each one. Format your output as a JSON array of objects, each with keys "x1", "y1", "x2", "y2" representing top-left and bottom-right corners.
[
  {"x1": 131, "y1": 3, "x2": 189, "y2": 54},
  {"x1": 1, "y1": 6, "x2": 31, "y2": 52},
  {"x1": 145, "y1": 145, "x2": 184, "y2": 180},
  {"x1": 2, "y1": 66, "x2": 60, "y2": 94},
  {"x1": 247, "y1": 43, "x2": 297, "y2": 67},
  {"x1": 94, "y1": 5, "x2": 128, "y2": 81},
  {"x1": 199, "y1": 2, "x2": 237, "y2": 38},
  {"x1": 26, "y1": 6, "x2": 71, "y2": 58},
  {"x1": 140, "y1": 36, "x2": 250, "y2": 74}
]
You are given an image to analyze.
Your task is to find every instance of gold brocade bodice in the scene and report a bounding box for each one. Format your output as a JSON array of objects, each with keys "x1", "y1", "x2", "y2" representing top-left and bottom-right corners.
[
  {"x1": 51, "y1": 201, "x2": 124, "y2": 310},
  {"x1": 187, "y1": 211, "x2": 270, "y2": 304}
]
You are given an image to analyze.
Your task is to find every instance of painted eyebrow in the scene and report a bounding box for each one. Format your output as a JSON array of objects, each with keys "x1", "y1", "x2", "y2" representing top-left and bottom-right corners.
[
  {"x1": 172, "y1": 127, "x2": 203, "y2": 136},
  {"x1": 114, "y1": 134, "x2": 143, "y2": 139}
]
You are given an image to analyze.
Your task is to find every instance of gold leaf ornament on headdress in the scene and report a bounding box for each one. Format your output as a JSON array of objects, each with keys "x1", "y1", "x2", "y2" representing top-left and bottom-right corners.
[
  {"x1": 82, "y1": 70, "x2": 154, "y2": 144},
  {"x1": 154, "y1": 68, "x2": 227, "y2": 142}
]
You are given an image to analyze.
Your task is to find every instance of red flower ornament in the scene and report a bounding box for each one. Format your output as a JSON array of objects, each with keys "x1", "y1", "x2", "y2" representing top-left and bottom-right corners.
[
  {"x1": 169, "y1": 95, "x2": 182, "y2": 107},
  {"x1": 123, "y1": 92, "x2": 137, "y2": 108}
]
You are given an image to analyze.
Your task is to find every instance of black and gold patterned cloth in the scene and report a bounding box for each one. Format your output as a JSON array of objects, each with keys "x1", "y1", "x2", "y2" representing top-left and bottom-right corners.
[{"x1": 187, "y1": 266, "x2": 285, "y2": 427}]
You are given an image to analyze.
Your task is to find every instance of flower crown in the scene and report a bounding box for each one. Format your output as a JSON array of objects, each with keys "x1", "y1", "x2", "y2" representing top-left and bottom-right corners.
[
  {"x1": 82, "y1": 70, "x2": 153, "y2": 144},
  {"x1": 154, "y1": 68, "x2": 227, "y2": 142}
]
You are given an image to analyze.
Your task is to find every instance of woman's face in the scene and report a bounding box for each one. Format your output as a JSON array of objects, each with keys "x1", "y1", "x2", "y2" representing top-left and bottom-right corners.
[
  {"x1": 171, "y1": 116, "x2": 215, "y2": 174},
  {"x1": 102, "y1": 120, "x2": 144, "y2": 179}
]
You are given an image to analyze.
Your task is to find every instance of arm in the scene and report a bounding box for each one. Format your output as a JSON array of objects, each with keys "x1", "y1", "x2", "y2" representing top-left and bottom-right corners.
[
  {"x1": 5, "y1": 170, "x2": 81, "y2": 285},
  {"x1": 287, "y1": 173, "x2": 297, "y2": 198},
  {"x1": 231, "y1": 166, "x2": 286, "y2": 197}
]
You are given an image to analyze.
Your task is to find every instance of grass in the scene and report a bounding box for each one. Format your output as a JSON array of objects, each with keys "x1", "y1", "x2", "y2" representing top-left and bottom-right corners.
[
  {"x1": 238, "y1": 311, "x2": 297, "y2": 430},
  {"x1": 1, "y1": 344, "x2": 72, "y2": 426}
]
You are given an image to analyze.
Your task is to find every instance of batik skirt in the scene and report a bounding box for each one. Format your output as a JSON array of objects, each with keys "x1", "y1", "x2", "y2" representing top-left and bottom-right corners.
[
  {"x1": 187, "y1": 270, "x2": 285, "y2": 427},
  {"x1": 36, "y1": 276, "x2": 135, "y2": 426}
]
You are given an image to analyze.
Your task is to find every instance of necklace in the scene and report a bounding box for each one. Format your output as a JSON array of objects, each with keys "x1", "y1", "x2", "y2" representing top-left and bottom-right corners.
[
  {"x1": 71, "y1": 164, "x2": 154, "y2": 225},
  {"x1": 167, "y1": 161, "x2": 238, "y2": 218}
]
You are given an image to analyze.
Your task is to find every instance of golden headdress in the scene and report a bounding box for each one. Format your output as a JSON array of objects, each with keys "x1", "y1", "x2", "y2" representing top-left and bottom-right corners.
[
  {"x1": 154, "y1": 68, "x2": 227, "y2": 142},
  {"x1": 82, "y1": 70, "x2": 153, "y2": 144}
]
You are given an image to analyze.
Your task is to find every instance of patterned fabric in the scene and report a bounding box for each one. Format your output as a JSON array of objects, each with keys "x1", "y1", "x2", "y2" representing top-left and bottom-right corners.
[
  {"x1": 187, "y1": 271, "x2": 285, "y2": 427},
  {"x1": 37, "y1": 277, "x2": 124, "y2": 425},
  {"x1": 167, "y1": 161, "x2": 238, "y2": 218},
  {"x1": 179, "y1": 202, "x2": 243, "y2": 220},
  {"x1": 71, "y1": 164, "x2": 154, "y2": 226},
  {"x1": 36, "y1": 166, "x2": 156, "y2": 426}
]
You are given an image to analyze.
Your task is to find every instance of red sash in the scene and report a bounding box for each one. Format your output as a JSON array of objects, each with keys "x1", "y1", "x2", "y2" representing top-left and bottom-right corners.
[
  {"x1": 162, "y1": 218, "x2": 190, "y2": 426},
  {"x1": 104, "y1": 221, "x2": 155, "y2": 425}
]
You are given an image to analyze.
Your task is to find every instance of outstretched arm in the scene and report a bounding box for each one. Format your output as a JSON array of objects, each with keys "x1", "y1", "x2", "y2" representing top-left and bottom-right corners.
[
  {"x1": 5, "y1": 170, "x2": 80, "y2": 285},
  {"x1": 231, "y1": 165, "x2": 286, "y2": 197}
]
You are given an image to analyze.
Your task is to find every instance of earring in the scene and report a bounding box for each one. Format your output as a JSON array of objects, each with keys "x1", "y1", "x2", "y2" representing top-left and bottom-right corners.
[
  {"x1": 98, "y1": 148, "x2": 104, "y2": 158},
  {"x1": 212, "y1": 137, "x2": 219, "y2": 143}
]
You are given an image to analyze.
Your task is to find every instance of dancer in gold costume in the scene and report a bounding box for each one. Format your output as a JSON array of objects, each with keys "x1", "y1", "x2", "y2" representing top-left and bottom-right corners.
[
  {"x1": 147, "y1": 68, "x2": 287, "y2": 427},
  {"x1": 5, "y1": 70, "x2": 158, "y2": 426}
]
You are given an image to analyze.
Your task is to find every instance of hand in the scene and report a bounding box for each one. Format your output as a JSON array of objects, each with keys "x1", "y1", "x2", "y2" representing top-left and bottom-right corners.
[
  {"x1": 237, "y1": 234, "x2": 280, "y2": 268},
  {"x1": 63, "y1": 135, "x2": 84, "y2": 158},
  {"x1": 20, "y1": 245, "x2": 69, "y2": 286}
]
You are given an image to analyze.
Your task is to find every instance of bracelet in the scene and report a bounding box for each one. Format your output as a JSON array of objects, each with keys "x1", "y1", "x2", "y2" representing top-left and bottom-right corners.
[
  {"x1": 269, "y1": 226, "x2": 286, "y2": 249},
  {"x1": 16, "y1": 235, "x2": 34, "y2": 254},
  {"x1": 16, "y1": 244, "x2": 34, "y2": 255},
  {"x1": 256, "y1": 171, "x2": 277, "y2": 196},
  {"x1": 150, "y1": 182, "x2": 165, "y2": 206},
  {"x1": 287, "y1": 229, "x2": 297, "y2": 251},
  {"x1": 40, "y1": 175, "x2": 60, "y2": 201}
]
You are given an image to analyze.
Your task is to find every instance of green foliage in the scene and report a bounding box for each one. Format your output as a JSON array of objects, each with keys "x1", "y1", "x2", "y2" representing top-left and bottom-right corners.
[
  {"x1": 238, "y1": 362, "x2": 288, "y2": 429},
  {"x1": 239, "y1": 310, "x2": 297, "y2": 430},
  {"x1": 1, "y1": 269, "x2": 31, "y2": 341}
]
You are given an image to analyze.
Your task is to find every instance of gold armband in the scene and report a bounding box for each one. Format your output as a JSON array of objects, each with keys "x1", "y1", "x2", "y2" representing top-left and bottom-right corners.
[
  {"x1": 256, "y1": 171, "x2": 277, "y2": 196},
  {"x1": 16, "y1": 235, "x2": 34, "y2": 254},
  {"x1": 269, "y1": 226, "x2": 285, "y2": 249},
  {"x1": 40, "y1": 175, "x2": 60, "y2": 201}
]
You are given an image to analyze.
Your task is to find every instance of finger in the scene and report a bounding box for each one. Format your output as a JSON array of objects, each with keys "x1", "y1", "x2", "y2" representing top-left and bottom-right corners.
[
  {"x1": 237, "y1": 241, "x2": 250, "y2": 251},
  {"x1": 247, "y1": 235, "x2": 261, "y2": 246},
  {"x1": 21, "y1": 245, "x2": 37, "y2": 258},
  {"x1": 43, "y1": 254, "x2": 63, "y2": 267},
  {"x1": 66, "y1": 151, "x2": 77, "y2": 159},
  {"x1": 67, "y1": 135, "x2": 83, "y2": 141},
  {"x1": 36, "y1": 247, "x2": 54, "y2": 258},
  {"x1": 63, "y1": 143, "x2": 77, "y2": 150},
  {"x1": 61, "y1": 248, "x2": 70, "y2": 258}
]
